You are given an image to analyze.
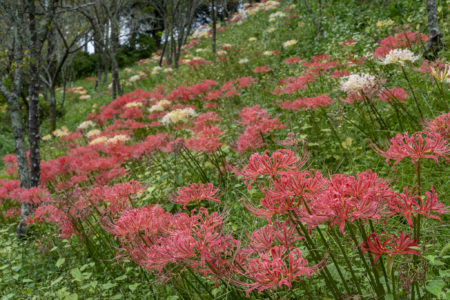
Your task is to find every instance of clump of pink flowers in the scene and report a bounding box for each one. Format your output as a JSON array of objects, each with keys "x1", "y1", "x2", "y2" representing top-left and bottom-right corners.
[
  {"x1": 174, "y1": 183, "x2": 220, "y2": 209},
  {"x1": 371, "y1": 131, "x2": 449, "y2": 166}
]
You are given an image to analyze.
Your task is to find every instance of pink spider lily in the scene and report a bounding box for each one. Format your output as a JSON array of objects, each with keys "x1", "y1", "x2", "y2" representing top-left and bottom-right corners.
[
  {"x1": 371, "y1": 131, "x2": 449, "y2": 166},
  {"x1": 361, "y1": 232, "x2": 420, "y2": 266},
  {"x1": 240, "y1": 246, "x2": 316, "y2": 297},
  {"x1": 237, "y1": 149, "x2": 306, "y2": 189},
  {"x1": 425, "y1": 112, "x2": 450, "y2": 140},
  {"x1": 174, "y1": 183, "x2": 220, "y2": 209}
]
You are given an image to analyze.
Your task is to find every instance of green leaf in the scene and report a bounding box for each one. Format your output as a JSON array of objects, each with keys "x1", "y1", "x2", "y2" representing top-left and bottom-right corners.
[
  {"x1": 115, "y1": 275, "x2": 127, "y2": 281},
  {"x1": 70, "y1": 268, "x2": 83, "y2": 282},
  {"x1": 129, "y1": 283, "x2": 139, "y2": 292},
  {"x1": 426, "y1": 280, "x2": 445, "y2": 296},
  {"x1": 51, "y1": 276, "x2": 64, "y2": 286},
  {"x1": 56, "y1": 258, "x2": 65, "y2": 268},
  {"x1": 11, "y1": 265, "x2": 22, "y2": 272},
  {"x1": 101, "y1": 282, "x2": 116, "y2": 290},
  {"x1": 65, "y1": 293, "x2": 78, "y2": 300}
]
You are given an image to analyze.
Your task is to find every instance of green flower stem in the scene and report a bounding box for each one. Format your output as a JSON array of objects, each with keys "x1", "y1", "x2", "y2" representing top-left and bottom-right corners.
[
  {"x1": 330, "y1": 226, "x2": 364, "y2": 297},
  {"x1": 301, "y1": 201, "x2": 352, "y2": 295},
  {"x1": 391, "y1": 263, "x2": 397, "y2": 300},
  {"x1": 357, "y1": 220, "x2": 384, "y2": 295},
  {"x1": 400, "y1": 65, "x2": 423, "y2": 120},
  {"x1": 369, "y1": 221, "x2": 392, "y2": 294},
  {"x1": 347, "y1": 223, "x2": 382, "y2": 298},
  {"x1": 288, "y1": 212, "x2": 341, "y2": 299}
]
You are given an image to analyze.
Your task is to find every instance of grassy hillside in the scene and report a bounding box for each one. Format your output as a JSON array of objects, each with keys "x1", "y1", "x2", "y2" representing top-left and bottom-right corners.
[{"x1": 0, "y1": 0, "x2": 449, "y2": 299}]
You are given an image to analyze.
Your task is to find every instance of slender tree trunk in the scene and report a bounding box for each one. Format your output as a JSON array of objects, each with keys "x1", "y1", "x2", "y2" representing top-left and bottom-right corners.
[
  {"x1": 47, "y1": 25, "x2": 58, "y2": 132},
  {"x1": 110, "y1": 10, "x2": 122, "y2": 100},
  {"x1": 0, "y1": 77, "x2": 31, "y2": 236},
  {"x1": 211, "y1": 0, "x2": 217, "y2": 56},
  {"x1": 60, "y1": 72, "x2": 67, "y2": 110},
  {"x1": 49, "y1": 88, "x2": 57, "y2": 132},
  {"x1": 94, "y1": 30, "x2": 103, "y2": 90},
  {"x1": 159, "y1": 39, "x2": 168, "y2": 66},
  {"x1": 0, "y1": 0, "x2": 33, "y2": 237},
  {"x1": 424, "y1": 0, "x2": 444, "y2": 58},
  {"x1": 27, "y1": 0, "x2": 42, "y2": 189},
  {"x1": 103, "y1": 22, "x2": 109, "y2": 86}
]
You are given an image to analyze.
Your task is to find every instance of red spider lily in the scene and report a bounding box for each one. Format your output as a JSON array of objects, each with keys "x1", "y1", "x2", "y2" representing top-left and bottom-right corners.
[
  {"x1": 106, "y1": 205, "x2": 171, "y2": 245},
  {"x1": 174, "y1": 183, "x2": 220, "y2": 209},
  {"x1": 244, "y1": 192, "x2": 295, "y2": 222},
  {"x1": 10, "y1": 186, "x2": 50, "y2": 205},
  {"x1": 139, "y1": 208, "x2": 241, "y2": 283},
  {"x1": 236, "y1": 106, "x2": 284, "y2": 153},
  {"x1": 361, "y1": 232, "x2": 420, "y2": 266},
  {"x1": 238, "y1": 149, "x2": 305, "y2": 189},
  {"x1": 186, "y1": 126, "x2": 224, "y2": 153},
  {"x1": 284, "y1": 56, "x2": 301, "y2": 65},
  {"x1": 296, "y1": 170, "x2": 393, "y2": 233},
  {"x1": 239, "y1": 246, "x2": 316, "y2": 296},
  {"x1": 272, "y1": 74, "x2": 315, "y2": 95},
  {"x1": 378, "y1": 88, "x2": 409, "y2": 103},
  {"x1": 192, "y1": 112, "x2": 220, "y2": 133},
  {"x1": 253, "y1": 66, "x2": 270, "y2": 73},
  {"x1": 388, "y1": 187, "x2": 422, "y2": 226},
  {"x1": 240, "y1": 105, "x2": 269, "y2": 126},
  {"x1": 331, "y1": 69, "x2": 350, "y2": 78},
  {"x1": 425, "y1": 112, "x2": 450, "y2": 139},
  {"x1": 32, "y1": 204, "x2": 77, "y2": 239},
  {"x1": 187, "y1": 58, "x2": 213, "y2": 69},
  {"x1": 5, "y1": 207, "x2": 21, "y2": 219},
  {"x1": 342, "y1": 92, "x2": 363, "y2": 104},
  {"x1": 371, "y1": 131, "x2": 450, "y2": 166},
  {"x1": 265, "y1": 171, "x2": 327, "y2": 204},
  {"x1": 235, "y1": 76, "x2": 256, "y2": 89},
  {"x1": 374, "y1": 31, "x2": 428, "y2": 59},
  {"x1": 280, "y1": 94, "x2": 333, "y2": 111},
  {"x1": 247, "y1": 224, "x2": 275, "y2": 253},
  {"x1": 89, "y1": 180, "x2": 144, "y2": 215},
  {"x1": 0, "y1": 180, "x2": 20, "y2": 201},
  {"x1": 417, "y1": 59, "x2": 445, "y2": 74},
  {"x1": 236, "y1": 125, "x2": 266, "y2": 153},
  {"x1": 417, "y1": 187, "x2": 448, "y2": 219},
  {"x1": 3, "y1": 153, "x2": 20, "y2": 176},
  {"x1": 203, "y1": 90, "x2": 222, "y2": 101}
]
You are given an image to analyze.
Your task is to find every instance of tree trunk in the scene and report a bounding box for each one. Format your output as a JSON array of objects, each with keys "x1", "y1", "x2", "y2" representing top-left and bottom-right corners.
[
  {"x1": 159, "y1": 39, "x2": 168, "y2": 66},
  {"x1": 49, "y1": 88, "x2": 57, "y2": 132},
  {"x1": 211, "y1": 0, "x2": 217, "y2": 56},
  {"x1": 110, "y1": 11, "x2": 122, "y2": 100},
  {"x1": 94, "y1": 30, "x2": 103, "y2": 90},
  {"x1": 424, "y1": 0, "x2": 443, "y2": 58},
  {"x1": 103, "y1": 21, "x2": 109, "y2": 86},
  {"x1": 60, "y1": 72, "x2": 67, "y2": 110},
  {"x1": 0, "y1": 79, "x2": 31, "y2": 236},
  {"x1": 27, "y1": 0, "x2": 42, "y2": 189},
  {"x1": 0, "y1": 0, "x2": 33, "y2": 237}
]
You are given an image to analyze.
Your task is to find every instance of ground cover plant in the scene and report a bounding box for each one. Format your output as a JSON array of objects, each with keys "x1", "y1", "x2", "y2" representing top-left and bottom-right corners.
[{"x1": 0, "y1": 0, "x2": 449, "y2": 299}]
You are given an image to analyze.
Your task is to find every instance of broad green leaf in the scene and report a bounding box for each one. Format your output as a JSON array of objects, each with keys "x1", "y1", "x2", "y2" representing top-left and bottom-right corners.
[
  {"x1": 56, "y1": 258, "x2": 65, "y2": 268},
  {"x1": 102, "y1": 282, "x2": 116, "y2": 290},
  {"x1": 70, "y1": 268, "x2": 83, "y2": 282},
  {"x1": 129, "y1": 283, "x2": 139, "y2": 292},
  {"x1": 65, "y1": 293, "x2": 78, "y2": 300},
  {"x1": 426, "y1": 280, "x2": 445, "y2": 296}
]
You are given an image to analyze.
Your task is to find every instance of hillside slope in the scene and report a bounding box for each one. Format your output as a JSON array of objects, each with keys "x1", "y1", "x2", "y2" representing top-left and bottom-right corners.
[{"x1": 1, "y1": 0, "x2": 449, "y2": 299}]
